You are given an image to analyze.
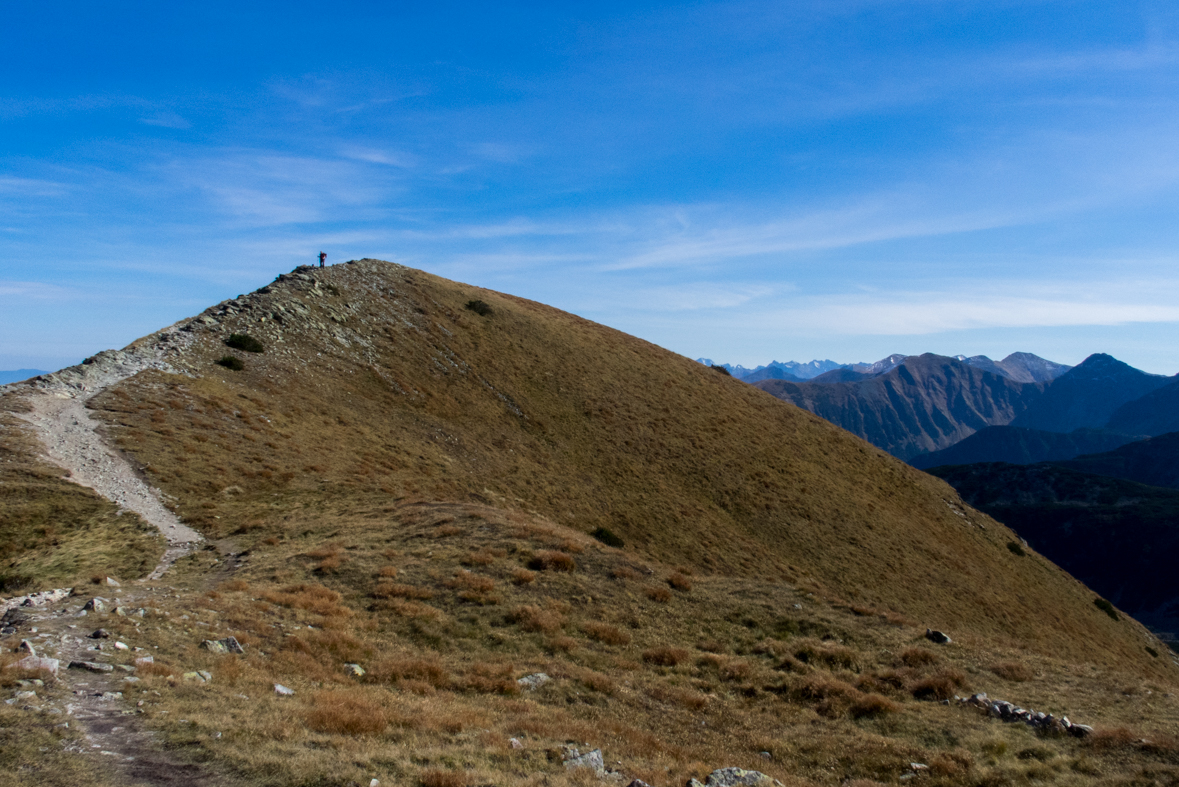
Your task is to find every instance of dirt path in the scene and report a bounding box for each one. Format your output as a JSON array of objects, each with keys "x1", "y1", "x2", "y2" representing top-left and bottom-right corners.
[{"x1": 5, "y1": 587, "x2": 228, "y2": 786}]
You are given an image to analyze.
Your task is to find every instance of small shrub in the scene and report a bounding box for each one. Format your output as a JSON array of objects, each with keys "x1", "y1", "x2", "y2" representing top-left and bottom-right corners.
[
  {"x1": 710, "y1": 364, "x2": 731, "y2": 376},
  {"x1": 1147, "y1": 646, "x2": 1160, "y2": 658},
  {"x1": 583, "y1": 621, "x2": 631, "y2": 646},
  {"x1": 645, "y1": 586, "x2": 672, "y2": 603},
  {"x1": 420, "y1": 769, "x2": 470, "y2": 787},
  {"x1": 461, "y1": 662, "x2": 518, "y2": 694},
  {"x1": 465, "y1": 299, "x2": 492, "y2": 316},
  {"x1": 1094, "y1": 598, "x2": 1119, "y2": 621},
  {"x1": 509, "y1": 568, "x2": 536, "y2": 585},
  {"x1": 990, "y1": 661, "x2": 1033, "y2": 682},
  {"x1": 509, "y1": 605, "x2": 565, "y2": 634},
  {"x1": 909, "y1": 668, "x2": 968, "y2": 701},
  {"x1": 215, "y1": 355, "x2": 244, "y2": 371},
  {"x1": 225, "y1": 333, "x2": 264, "y2": 353},
  {"x1": 377, "y1": 565, "x2": 399, "y2": 578},
  {"x1": 611, "y1": 566, "x2": 642, "y2": 580},
  {"x1": 369, "y1": 656, "x2": 450, "y2": 688},
  {"x1": 899, "y1": 647, "x2": 939, "y2": 668},
  {"x1": 590, "y1": 527, "x2": 624, "y2": 548},
  {"x1": 643, "y1": 647, "x2": 691, "y2": 666},
  {"x1": 1007, "y1": 540, "x2": 1026, "y2": 556},
  {"x1": 528, "y1": 550, "x2": 576, "y2": 572},
  {"x1": 373, "y1": 582, "x2": 434, "y2": 600},
  {"x1": 667, "y1": 572, "x2": 693, "y2": 591},
  {"x1": 850, "y1": 692, "x2": 901, "y2": 718}
]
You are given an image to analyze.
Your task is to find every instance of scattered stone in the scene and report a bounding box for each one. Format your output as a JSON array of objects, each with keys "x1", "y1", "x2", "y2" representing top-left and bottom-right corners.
[
  {"x1": 201, "y1": 636, "x2": 245, "y2": 655},
  {"x1": 117, "y1": 665, "x2": 135, "y2": 673},
  {"x1": 563, "y1": 747, "x2": 605, "y2": 776},
  {"x1": 693, "y1": 767, "x2": 780, "y2": 786},
  {"x1": 628, "y1": 781, "x2": 652, "y2": 787},
  {"x1": 82, "y1": 598, "x2": 107, "y2": 612},
  {"x1": 510, "y1": 737, "x2": 524, "y2": 749},
  {"x1": 274, "y1": 683, "x2": 295, "y2": 696},
  {"x1": 925, "y1": 628, "x2": 952, "y2": 645},
  {"x1": 1070, "y1": 724, "x2": 1094, "y2": 738},
  {"x1": 98, "y1": 692, "x2": 123, "y2": 700},
  {"x1": 183, "y1": 672, "x2": 206, "y2": 683},
  {"x1": 18, "y1": 640, "x2": 35, "y2": 656},
  {"x1": 90, "y1": 629, "x2": 110, "y2": 639},
  {"x1": 113, "y1": 606, "x2": 129, "y2": 617},
  {"x1": 909, "y1": 763, "x2": 929, "y2": 771},
  {"x1": 344, "y1": 663, "x2": 366, "y2": 677},
  {"x1": 517, "y1": 672, "x2": 551, "y2": 691},
  {"x1": 198, "y1": 670, "x2": 213, "y2": 682},
  {"x1": 114, "y1": 642, "x2": 129, "y2": 651},
  {"x1": 370, "y1": 780, "x2": 380, "y2": 787},
  {"x1": 69, "y1": 661, "x2": 114, "y2": 673}
]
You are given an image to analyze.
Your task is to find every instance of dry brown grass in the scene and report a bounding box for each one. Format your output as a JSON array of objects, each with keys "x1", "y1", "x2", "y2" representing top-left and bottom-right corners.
[
  {"x1": 583, "y1": 621, "x2": 631, "y2": 646},
  {"x1": 667, "y1": 571, "x2": 693, "y2": 591},
  {"x1": 510, "y1": 604, "x2": 565, "y2": 633},
  {"x1": 528, "y1": 550, "x2": 577, "y2": 572},
  {"x1": 645, "y1": 585, "x2": 672, "y2": 603},
  {"x1": 369, "y1": 656, "x2": 451, "y2": 689},
  {"x1": 510, "y1": 567, "x2": 536, "y2": 585},
  {"x1": 642, "y1": 646, "x2": 691, "y2": 666},
  {"x1": 990, "y1": 661, "x2": 1034, "y2": 682},
  {"x1": 420, "y1": 770, "x2": 470, "y2": 787},
  {"x1": 909, "y1": 668, "x2": 969, "y2": 701},
  {"x1": 304, "y1": 690, "x2": 388, "y2": 735},
  {"x1": 899, "y1": 646, "x2": 939, "y2": 668},
  {"x1": 373, "y1": 581, "x2": 435, "y2": 600},
  {"x1": 849, "y1": 692, "x2": 901, "y2": 719}
]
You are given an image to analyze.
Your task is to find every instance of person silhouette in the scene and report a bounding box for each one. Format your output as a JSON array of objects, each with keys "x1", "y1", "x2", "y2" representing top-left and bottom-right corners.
[{"x1": 318, "y1": 252, "x2": 326, "y2": 267}]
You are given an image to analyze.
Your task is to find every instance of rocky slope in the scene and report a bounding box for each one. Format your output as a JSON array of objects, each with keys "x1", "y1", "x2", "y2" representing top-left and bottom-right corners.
[{"x1": 756, "y1": 354, "x2": 1044, "y2": 460}]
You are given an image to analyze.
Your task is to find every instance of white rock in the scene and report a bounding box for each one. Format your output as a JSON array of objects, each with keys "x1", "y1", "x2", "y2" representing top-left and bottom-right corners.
[{"x1": 274, "y1": 683, "x2": 295, "y2": 696}]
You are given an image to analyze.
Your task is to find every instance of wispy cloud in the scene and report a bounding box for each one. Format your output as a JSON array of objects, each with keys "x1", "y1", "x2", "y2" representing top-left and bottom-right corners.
[
  {"x1": 139, "y1": 110, "x2": 191, "y2": 129},
  {"x1": 0, "y1": 176, "x2": 67, "y2": 197}
]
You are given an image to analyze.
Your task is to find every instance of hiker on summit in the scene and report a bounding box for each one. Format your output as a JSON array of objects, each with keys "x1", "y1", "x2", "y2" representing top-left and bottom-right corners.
[{"x1": 318, "y1": 251, "x2": 326, "y2": 267}]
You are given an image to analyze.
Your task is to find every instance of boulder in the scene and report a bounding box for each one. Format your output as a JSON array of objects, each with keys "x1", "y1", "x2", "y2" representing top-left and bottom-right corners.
[
  {"x1": 1069, "y1": 724, "x2": 1094, "y2": 738},
  {"x1": 517, "y1": 672, "x2": 551, "y2": 691},
  {"x1": 563, "y1": 747, "x2": 605, "y2": 776},
  {"x1": 90, "y1": 629, "x2": 110, "y2": 639},
  {"x1": 201, "y1": 636, "x2": 245, "y2": 655},
  {"x1": 701, "y1": 767, "x2": 779, "y2": 786},
  {"x1": 134, "y1": 655, "x2": 154, "y2": 667},
  {"x1": 69, "y1": 660, "x2": 114, "y2": 673},
  {"x1": 925, "y1": 628, "x2": 952, "y2": 645},
  {"x1": 114, "y1": 642, "x2": 129, "y2": 651}
]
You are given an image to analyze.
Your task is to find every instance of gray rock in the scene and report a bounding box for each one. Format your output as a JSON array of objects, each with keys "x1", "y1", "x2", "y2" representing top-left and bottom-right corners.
[
  {"x1": 510, "y1": 737, "x2": 524, "y2": 749},
  {"x1": 628, "y1": 781, "x2": 652, "y2": 787},
  {"x1": 201, "y1": 636, "x2": 245, "y2": 655},
  {"x1": 274, "y1": 683, "x2": 295, "y2": 696},
  {"x1": 69, "y1": 660, "x2": 114, "y2": 673},
  {"x1": 925, "y1": 628, "x2": 952, "y2": 644},
  {"x1": 198, "y1": 670, "x2": 213, "y2": 682},
  {"x1": 134, "y1": 655, "x2": 154, "y2": 667},
  {"x1": 104, "y1": 577, "x2": 121, "y2": 587},
  {"x1": 18, "y1": 640, "x2": 35, "y2": 656},
  {"x1": 703, "y1": 768, "x2": 779, "y2": 786},
  {"x1": 564, "y1": 748, "x2": 605, "y2": 776},
  {"x1": 82, "y1": 598, "x2": 106, "y2": 613},
  {"x1": 344, "y1": 663, "x2": 366, "y2": 677},
  {"x1": 517, "y1": 672, "x2": 551, "y2": 691},
  {"x1": 1069, "y1": 724, "x2": 1094, "y2": 738}
]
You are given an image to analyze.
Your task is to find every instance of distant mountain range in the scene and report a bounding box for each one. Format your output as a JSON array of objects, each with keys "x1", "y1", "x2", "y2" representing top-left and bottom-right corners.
[
  {"x1": 0, "y1": 369, "x2": 48, "y2": 385},
  {"x1": 697, "y1": 351, "x2": 1071, "y2": 385}
]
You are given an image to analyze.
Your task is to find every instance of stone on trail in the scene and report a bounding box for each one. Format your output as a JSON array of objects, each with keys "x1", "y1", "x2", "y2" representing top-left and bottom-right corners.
[
  {"x1": 69, "y1": 660, "x2": 114, "y2": 673},
  {"x1": 134, "y1": 655, "x2": 154, "y2": 667},
  {"x1": 90, "y1": 628, "x2": 110, "y2": 639},
  {"x1": 114, "y1": 641, "x2": 129, "y2": 651},
  {"x1": 82, "y1": 598, "x2": 106, "y2": 613},
  {"x1": 104, "y1": 576, "x2": 120, "y2": 587},
  {"x1": 18, "y1": 640, "x2": 35, "y2": 656},
  {"x1": 925, "y1": 628, "x2": 952, "y2": 645},
  {"x1": 274, "y1": 683, "x2": 295, "y2": 696}
]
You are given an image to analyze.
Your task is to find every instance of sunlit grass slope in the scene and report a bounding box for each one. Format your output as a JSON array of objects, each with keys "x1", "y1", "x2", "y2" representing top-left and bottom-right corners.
[{"x1": 90, "y1": 259, "x2": 1167, "y2": 676}]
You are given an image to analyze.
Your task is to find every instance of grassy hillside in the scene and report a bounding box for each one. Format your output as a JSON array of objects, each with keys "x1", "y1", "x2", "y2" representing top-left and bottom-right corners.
[
  {"x1": 65, "y1": 260, "x2": 1163, "y2": 673},
  {"x1": 4, "y1": 259, "x2": 1179, "y2": 787}
]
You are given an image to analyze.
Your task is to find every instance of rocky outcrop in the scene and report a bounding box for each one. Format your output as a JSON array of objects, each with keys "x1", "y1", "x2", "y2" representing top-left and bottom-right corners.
[
  {"x1": 687, "y1": 768, "x2": 782, "y2": 787},
  {"x1": 958, "y1": 693, "x2": 1093, "y2": 737}
]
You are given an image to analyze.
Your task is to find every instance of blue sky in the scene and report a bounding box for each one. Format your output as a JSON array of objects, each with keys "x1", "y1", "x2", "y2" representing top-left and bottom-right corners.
[{"x1": 5, "y1": 1, "x2": 1179, "y2": 373}]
